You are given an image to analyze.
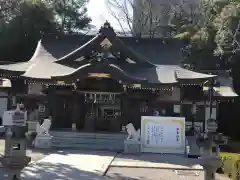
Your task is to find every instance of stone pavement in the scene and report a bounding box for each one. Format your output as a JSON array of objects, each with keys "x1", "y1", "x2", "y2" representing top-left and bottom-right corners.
[
  {"x1": 0, "y1": 150, "x2": 231, "y2": 180},
  {"x1": 111, "y1": 153, "x2": 203, "y2": 170},
  {"x1": 106, "y1": 167, "x2": 230, "y2": 180},
  {"x1": 21, "y1": 150, "x2": 116, "y2": 180}
]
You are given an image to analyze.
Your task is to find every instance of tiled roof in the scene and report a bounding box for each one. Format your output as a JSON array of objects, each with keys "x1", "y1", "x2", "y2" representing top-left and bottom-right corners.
[
  {"x1": 203, "y1": 70, "x2": 238, "y2": 97},
  {"x1": 0, "y1": 22, "x2": 216, "y2": 83},
  {"x1": 0, "y1": 41, "x2": 74, "y2": 79}
]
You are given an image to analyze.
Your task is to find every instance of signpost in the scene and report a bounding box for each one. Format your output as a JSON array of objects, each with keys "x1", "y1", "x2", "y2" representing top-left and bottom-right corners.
[{"x1": 141, "y1": 116, "x2": 185, "y2": 154}]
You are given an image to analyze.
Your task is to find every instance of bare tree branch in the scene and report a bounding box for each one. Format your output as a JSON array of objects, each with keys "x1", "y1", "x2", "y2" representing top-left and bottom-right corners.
[{"x1": 106, "y1": 0, "x2": 203, "y2": 37}]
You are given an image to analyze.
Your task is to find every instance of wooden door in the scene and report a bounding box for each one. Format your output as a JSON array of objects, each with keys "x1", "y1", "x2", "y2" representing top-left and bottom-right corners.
[{"x1": 54, "y1": 95, "x2": 72, "y2": 129}]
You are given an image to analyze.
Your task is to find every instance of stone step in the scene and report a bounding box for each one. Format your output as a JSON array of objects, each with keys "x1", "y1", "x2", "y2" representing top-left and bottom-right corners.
[
  {"x1": 51, "y1": 143, "x2": 124, "y2": 151},
  {"x1": 52, "y1": 142, "x2": 123, "y2": 148},
  {"x1": 52, "y1": 136, "x2": 126, "y2": 141},
  {"x1": 51, "y1": 140, "x2": 124, "y2": 150},
  {"x1": 51, "y1": 131, "x2": 126, "y2": 151},
  {"x1": 52, "y1": 138, "x2": 124, "y2": 144},
  {"x1": 51, "y1": 131, "x2": 127, "y2": 139},
  {"x1": 52, "y1": 140, "x2": 123, "y2": 145},
  {"x1": 52, "y1": 140, "x2": 124, "y2": 147}
]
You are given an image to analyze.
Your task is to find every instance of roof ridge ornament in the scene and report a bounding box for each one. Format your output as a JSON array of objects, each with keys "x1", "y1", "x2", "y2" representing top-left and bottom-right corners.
[
  {"x1": 103, "y1": 21, "x2": 111, "y2": 28},
  {"x1": 99, "y1": 21, "x2": 114, "y2": 35}
]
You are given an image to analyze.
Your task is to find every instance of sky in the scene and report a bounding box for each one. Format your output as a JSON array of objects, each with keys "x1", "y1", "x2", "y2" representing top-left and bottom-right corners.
[{"x1": 86, "y1": 0, "x2": 130, "y2": 30}]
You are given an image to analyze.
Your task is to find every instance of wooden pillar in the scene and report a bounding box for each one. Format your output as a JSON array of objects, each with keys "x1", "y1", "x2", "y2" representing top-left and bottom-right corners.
[
  {"x1": 48, "y1": 87, "x2": 57, "y2": 130},
  {"x1": 71, "y1": 92, "x2": 82, "y2": 131},
  {"x1": 192, "y1": 101, "x2": 196, "y2": 129},
  {"x1": 71, "y1": 92, "x2": 76, "y2": 131},
  {"x1": 121, "y1": 94, "x2": 129, "y2": 127}
]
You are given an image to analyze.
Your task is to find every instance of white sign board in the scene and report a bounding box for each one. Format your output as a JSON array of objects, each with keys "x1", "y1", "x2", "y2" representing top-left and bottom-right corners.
[{"x1": 141, "y1": 116, "x2": 185, "y2": 154}]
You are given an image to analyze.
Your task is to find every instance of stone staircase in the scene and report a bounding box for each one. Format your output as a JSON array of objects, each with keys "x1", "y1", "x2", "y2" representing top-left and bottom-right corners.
[{"x1": 50, "y1": 131, "x2": 127, "y2": 152}]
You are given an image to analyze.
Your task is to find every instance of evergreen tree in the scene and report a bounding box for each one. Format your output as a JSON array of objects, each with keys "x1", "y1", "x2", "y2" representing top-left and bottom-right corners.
[
  {"x1": 52, "y1": 0, "x2": 91, "y2": 33},
  {"x1": 0, "y1": 0, "x2": 91, "y2": 62},
  {"x1": 172, "y1": 0, "x2": 240, "y2": 70}
]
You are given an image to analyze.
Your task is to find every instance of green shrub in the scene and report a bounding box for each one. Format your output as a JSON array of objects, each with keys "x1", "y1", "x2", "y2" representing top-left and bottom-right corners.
[{"x1": 219, "y1": 153, "x2": 240, "y2": 179}]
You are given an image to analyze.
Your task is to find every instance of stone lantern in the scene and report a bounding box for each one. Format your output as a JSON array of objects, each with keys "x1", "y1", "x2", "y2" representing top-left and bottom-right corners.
[
  {"x1": 0, "y1": 104, "x2": 33, "y2": 180},
  {"x1": 197, "y1": 119, "x2": 223, "y2": 180},
  {"x1": 197, "y1": 79, "x2": 228, "y2": 180}
]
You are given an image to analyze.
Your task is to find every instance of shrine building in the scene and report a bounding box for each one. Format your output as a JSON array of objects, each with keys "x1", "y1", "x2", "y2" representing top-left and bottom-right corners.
[{"x1": 0, "y1": 22, "x2": 237, "y2": 134}]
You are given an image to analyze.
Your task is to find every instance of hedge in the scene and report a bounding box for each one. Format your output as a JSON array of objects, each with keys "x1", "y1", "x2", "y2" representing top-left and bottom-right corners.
[{"x1": 219, "y1": 153, "x2": 240, "y2": 179}]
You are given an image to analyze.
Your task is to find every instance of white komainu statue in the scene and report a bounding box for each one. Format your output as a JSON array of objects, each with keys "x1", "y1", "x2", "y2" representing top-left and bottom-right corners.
[
  {"x1": 36, "y1": 119, "x2": 51, "y2": 136},
  {"x1": 126, "y1": 123, "x2": 141, "y2": 141}
]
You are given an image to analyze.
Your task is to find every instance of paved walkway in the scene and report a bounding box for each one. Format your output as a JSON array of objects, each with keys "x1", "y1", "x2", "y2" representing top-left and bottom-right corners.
[
  {"x1": 106, "y1": 167, "x2": 230, "y2": 180},
  {"x1": 21, "y1": 150, "x2": 116, "y2": 180},
  {"x1": 111, "y1": 153, "x2": 203, "y2": 170},
  {"x1": 0, "y1": 150, "x2": 231, "y2": 180}
]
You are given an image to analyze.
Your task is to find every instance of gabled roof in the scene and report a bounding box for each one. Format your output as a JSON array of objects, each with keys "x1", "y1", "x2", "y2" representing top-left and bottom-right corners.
[
  {"x1": 41, "y1": 30, "x2": 182, "y2": 66},
  {"x1": 0, "y1": 41, "x2": 74, "y2": 79},
  {"x1": 55, "y1": 22, "x2": 154, "y2": 67},
  {"x1": 0, "y1": 21, "x2": 217, "y2": 84}
]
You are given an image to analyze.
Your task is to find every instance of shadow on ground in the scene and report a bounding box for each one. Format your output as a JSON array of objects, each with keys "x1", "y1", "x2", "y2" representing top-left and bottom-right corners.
[{"x1": 18, "y1": 163, "x2": 145, "y2": 180}]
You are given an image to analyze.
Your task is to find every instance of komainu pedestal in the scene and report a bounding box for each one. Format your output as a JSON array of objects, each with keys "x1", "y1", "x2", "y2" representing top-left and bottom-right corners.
[
  {"x1": 124, "y1": 139, "x2": 141, "y2": 154},
  {"x1": 124, "y1": 123, "x2": 141, "y2": 154},
  {"x1": 34, "y1": 119, "x2": 52, "y2": 149}
]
